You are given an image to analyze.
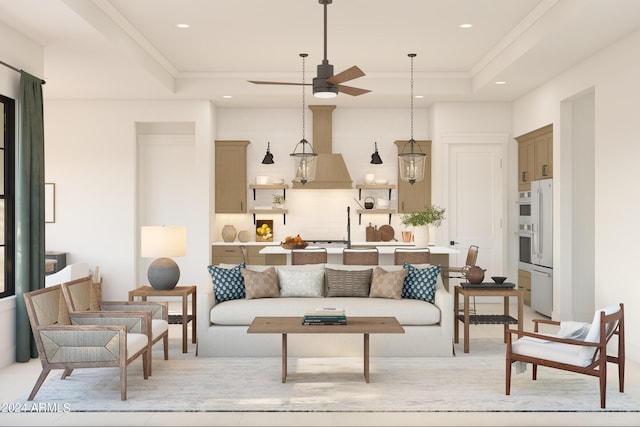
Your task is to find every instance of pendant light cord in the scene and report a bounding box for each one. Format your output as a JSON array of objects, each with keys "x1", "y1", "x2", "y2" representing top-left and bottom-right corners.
[{"x1": 300, "y1": 53, "x2": 308, "y2": 154}]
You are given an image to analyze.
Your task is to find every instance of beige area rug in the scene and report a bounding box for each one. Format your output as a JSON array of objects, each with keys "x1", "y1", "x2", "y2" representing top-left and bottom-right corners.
[{"x1": 15, "y1": 338, "x2": 638, "y2": 413}]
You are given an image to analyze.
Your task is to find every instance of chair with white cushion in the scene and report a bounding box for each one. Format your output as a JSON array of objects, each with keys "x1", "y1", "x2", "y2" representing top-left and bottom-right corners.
[
  {"x1": 505, "y1": 303, "x2": 625, "y2": 408},
  {"x1": 61, "y1": 276, "x2": 169, "y2": 375},
  {"x1": 23, "y1": 285, "x2": 149, "y2": 400}
]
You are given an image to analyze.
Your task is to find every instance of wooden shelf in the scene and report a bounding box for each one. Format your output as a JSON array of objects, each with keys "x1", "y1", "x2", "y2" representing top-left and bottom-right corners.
[
  {"x1": 249, "y1": 208, "x2": 288, "y2": 225},
  {"x1": 249, "y1": 184, "x2": 289, "y2": 190},
  {"x1": 355, "y1": 209, "x2": 396, "y2": 225},
  {"x1": 355, "y1": 184, "x2": 395, "y2": 199}
]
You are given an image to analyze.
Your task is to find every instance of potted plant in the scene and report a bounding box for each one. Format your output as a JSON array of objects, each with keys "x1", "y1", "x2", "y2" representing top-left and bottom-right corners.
[
  {"x1": 399, "y1": 205, "x2": 446, "y2": 247},
  {"x1": 272, "y1": 194, "x2": 285, "y2": 209}
]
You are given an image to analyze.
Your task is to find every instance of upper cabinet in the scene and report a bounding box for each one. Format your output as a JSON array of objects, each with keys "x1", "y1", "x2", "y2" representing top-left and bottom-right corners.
[
  {"x1": 215, "y1": 140, "x2": 249, "y2": 213},
  {"x1": 394, "y1": 140, "x2": 432, "y2": 213},
  {"x1": 516, "y1": 125, "x2": 553, "y2": 190}
]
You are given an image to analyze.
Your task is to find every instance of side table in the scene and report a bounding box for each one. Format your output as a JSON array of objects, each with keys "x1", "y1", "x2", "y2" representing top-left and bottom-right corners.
[
  {"x1": 454, "y1": 283, "x2": 523, "y2": 353},
  {"x1": 129, "y1": 285, "x2": 197, "y2": 353}
]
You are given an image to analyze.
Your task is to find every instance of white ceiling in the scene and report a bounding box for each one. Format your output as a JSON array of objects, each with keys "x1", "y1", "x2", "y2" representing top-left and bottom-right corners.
[{"x1": 1, "y1": 0, "x2": 640, "y2": 108}]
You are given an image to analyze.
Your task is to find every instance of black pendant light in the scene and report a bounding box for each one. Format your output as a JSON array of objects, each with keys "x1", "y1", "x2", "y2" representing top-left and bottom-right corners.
[
  {"x1": 370, "y1": 142, "x2": 383, "y2": 164},
  {"x1": 261, "y1": 142, "x2": 274, "y2": 164},
  {"x1": 290, "y1": 53, "x2": 318, "y2": 184},
  {"x1": 398, "y1": 53, "x2": 426, "y2": 185}
]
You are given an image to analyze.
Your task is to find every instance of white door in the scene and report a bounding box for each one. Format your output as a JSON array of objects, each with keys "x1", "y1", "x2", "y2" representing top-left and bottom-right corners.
[{"x1": 445, "y1": 136, "x2": 506, "y2": 282}]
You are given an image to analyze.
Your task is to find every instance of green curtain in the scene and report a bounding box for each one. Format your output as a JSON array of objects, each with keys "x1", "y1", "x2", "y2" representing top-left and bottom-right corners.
[{"x1": 15, "y1": 72, "x2": 45, "y2": 362}]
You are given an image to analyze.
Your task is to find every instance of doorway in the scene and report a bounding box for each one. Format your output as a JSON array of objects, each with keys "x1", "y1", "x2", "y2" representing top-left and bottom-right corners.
[{"x1": 443, "y1": 135, "x2": 508, "y2": 283}]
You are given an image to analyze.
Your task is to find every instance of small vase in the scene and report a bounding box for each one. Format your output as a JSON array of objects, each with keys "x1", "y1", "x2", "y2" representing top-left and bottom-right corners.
[
  {"x1": 221, "y1": 225, "x2": 237, "y2": 242},
  {"x1": 238, "y1": 230, "x2": 250, "y2": 242},
  {"x1": 412, "y1": 226, "x2": 429, "y2": 248}
]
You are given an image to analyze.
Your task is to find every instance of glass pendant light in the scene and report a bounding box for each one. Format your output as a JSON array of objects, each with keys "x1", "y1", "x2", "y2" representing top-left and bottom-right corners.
[
  {"x1": 398, "y1": 53, "x2": 426, "y2": 185},
  {"x1": 370, "y1": 142, "x2": 383, "y2": 164},
  {"x1": 290, "y1": 53, "x2": 317, "y2": 184},
  {"x1": 261, "y1": 142, "x2": 274, "y2": 164}
]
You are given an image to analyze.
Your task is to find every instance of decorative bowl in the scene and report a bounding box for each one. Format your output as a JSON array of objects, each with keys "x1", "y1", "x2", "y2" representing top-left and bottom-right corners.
[
  {"x1": 280, "y1": 242, "x2": 308, "y2": 250},
  {"x1": 491, "y1": 276, "x2": 507, "y2": 284},
  {"x1": 255, "y1": 176, "x2": 269, "y2": 185},
  {"x1": 374, "y1": 178, "x2": 388, "y2": 185}
]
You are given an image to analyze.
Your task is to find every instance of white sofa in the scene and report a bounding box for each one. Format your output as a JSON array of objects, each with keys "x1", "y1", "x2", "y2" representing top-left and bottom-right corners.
[{"x1": 197, "y1": 263, "x2": 454, "y2": 357}]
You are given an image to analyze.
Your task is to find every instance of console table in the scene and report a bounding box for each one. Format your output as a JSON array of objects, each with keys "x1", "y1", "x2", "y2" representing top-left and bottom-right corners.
[
  {"x1": 454, "y1": 283, "x2": 523, "y2": 353},
  {"x1": 128, "y1": 285, "x2": 197, "y2": 353}
]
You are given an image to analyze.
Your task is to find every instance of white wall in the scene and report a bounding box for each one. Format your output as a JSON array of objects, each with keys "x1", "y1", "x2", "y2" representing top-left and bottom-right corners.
[
  {"x1": 0, "y1": 22, "x2": 44, "y2": 368},
  {"x1": 513, "y1": 28, "x2": 640, "y2": 360},
  {"x1": 44, "y1": 100, "x2": 216, "y2": 302}
]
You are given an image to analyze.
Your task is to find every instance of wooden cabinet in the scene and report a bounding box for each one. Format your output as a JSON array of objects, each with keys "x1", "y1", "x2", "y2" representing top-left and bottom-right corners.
[
  {"x1": 215, "y1": 140, "x2": 249, "y2": 213},
  {"x1": 394, "y1": 140, "x2": 432, "y2": 213},
  {"x1": 516, "y1": 125, "x2": 552, "y2": 190},
  {"x1": 534, "y1": 131, "x2": 553, "y2": 180},
  {"x1": 518, "y1": 269, "x2": 531, "y2": 306},
  {"x1": 518, "y1": 139, "x2": 535, "y2": 191},
  {"x1": 211, "y1": 244, "x2": 286, "y2": 266}
]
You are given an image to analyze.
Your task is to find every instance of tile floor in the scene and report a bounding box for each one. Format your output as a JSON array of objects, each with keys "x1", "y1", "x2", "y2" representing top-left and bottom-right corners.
[{"x1": 0, "y1": 302, "x2": 637, "y2": 427}]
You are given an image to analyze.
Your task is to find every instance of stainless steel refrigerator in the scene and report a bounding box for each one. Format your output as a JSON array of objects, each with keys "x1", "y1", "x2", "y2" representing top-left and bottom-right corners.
[{"x1": 530, "y1": 178, "x2": 553, "y2": 316}]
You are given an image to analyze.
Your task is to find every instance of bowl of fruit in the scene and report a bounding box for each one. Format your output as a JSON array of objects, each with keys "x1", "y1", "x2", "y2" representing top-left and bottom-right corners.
[{"x1": 280, "y1": 235, "x2": 308, "y2": 250}]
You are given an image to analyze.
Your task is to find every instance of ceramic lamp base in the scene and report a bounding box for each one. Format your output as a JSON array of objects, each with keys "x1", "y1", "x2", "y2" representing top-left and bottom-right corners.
[{"x1": 148, "y1": 257, "x2": 180, "y2": 290}]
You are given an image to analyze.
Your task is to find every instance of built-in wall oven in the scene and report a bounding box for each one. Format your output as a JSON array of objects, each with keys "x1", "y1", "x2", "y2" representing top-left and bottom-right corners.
[{"x1": 517, "y1": 190, "x2": 533, "y2": 269}]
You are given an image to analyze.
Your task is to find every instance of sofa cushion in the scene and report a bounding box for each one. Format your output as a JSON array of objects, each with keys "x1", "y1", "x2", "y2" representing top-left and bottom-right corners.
[
  {"x1": 277, "y1": 268, "x2": 324, "y2": 297},
  {"x1": 369, "y1": 266, "x2": 406, "y2": 299},
  {"x1": 326, "y1": 268, "x2": 372, "y2": 297},
  {"x1": 207, "y1": 263, "x2": 245, "y2": 303},
  {"x1": 402, "y1": 263, "x2": 441, "y2": 303},
  {"x1": 242, "y1": 266, "x2": 279, "y2": 299},
  {"x1": 210, "y1": 296, "x2": 441, "y2": 326}
]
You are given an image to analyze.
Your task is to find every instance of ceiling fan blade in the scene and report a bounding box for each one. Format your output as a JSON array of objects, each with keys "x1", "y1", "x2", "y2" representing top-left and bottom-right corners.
[
  {"x1": 248, "y1": 80, "x2": 311, "y2": 86},
  {"x1": 326, "y1": 66, "x2": 365, "y2": 85},
  {"x1": 337, "y1": 85, "x2": 371, "y2": 96}
]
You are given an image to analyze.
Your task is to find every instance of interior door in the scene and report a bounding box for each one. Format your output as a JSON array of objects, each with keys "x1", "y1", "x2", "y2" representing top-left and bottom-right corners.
[{"x1": 446, "y1": 139, "x2": 506, "y2": 282}]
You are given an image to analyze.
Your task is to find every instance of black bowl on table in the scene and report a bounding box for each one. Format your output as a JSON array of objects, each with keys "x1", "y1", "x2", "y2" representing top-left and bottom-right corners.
[{"x1": 491, "y1": 276, "x2": 507, "y2": 284}]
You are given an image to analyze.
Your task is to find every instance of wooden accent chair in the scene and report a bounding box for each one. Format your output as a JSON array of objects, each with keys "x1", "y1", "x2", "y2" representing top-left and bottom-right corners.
[
  {"x1": 441, "y1": 244, "x2": 479, "y2": 278},
  {"x1": 393, "y1": 248, "x2": 431, "y2": 265},
  {"x1": 23, "y1": 285, "x2": 150, "y2": 400},
  {"x1": 291, "y1": 248, "x2": 328, "y2": 265},
  {"x1": 343, "y1": 248, "x2": 379, "y2": 265},
  {"x1": 506, "y1": 303, "x2": 625, "y2": 408},
  {"x1": 61, "y1": 276, "x2": 169, "y2": 375}
]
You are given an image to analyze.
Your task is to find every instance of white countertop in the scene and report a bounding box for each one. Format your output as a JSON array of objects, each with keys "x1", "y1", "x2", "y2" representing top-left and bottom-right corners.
[
  {"x1": 213, "y1": 241, "x2": 416, "y2": 247},
  {"x1": 259, "y1": 245, "x2": 458, "y2": 255}
]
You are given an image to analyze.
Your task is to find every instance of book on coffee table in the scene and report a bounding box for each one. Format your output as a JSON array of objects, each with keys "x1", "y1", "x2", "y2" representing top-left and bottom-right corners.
[{"x1": 303, "y1": 307, "x2": 347, "y2": 325}]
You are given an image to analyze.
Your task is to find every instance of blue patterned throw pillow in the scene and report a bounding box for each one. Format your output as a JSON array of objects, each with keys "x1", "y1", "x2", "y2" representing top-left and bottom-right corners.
[
  {"x1": 401, "y1": 263, "x2": 441, "y2": 303},
  {"x1": 207, "y1": 263, "x2": 246, "y2": 303}
]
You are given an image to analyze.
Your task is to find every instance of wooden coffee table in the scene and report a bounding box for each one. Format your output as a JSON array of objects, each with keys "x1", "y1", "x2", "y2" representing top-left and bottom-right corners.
[{"x1": 247, "y1": 316, "x2": 404, "y2": 383}]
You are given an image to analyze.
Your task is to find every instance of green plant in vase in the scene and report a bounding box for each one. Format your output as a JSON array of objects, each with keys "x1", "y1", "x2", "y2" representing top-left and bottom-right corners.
[
  {"x1": 399, "y1": 205, "x2": 446, "y2": 247},
  {"x1": 272, "y1": 194, "x2": 285, "y2": 209}
]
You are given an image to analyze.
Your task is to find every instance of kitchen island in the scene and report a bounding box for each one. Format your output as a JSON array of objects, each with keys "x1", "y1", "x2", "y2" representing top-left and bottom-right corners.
[{"x1": 258, "y1": 244, "x2": 458, "y2": 267}]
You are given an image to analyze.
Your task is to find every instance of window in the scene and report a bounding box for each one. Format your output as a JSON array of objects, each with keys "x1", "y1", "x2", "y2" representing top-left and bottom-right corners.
[{"x1": 0, "y1": 94, "x2": 15, "y2": 298}]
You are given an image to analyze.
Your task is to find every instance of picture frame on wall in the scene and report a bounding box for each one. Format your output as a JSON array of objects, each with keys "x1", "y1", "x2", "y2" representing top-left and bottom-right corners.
[{"x1": 45, "y1": 183, "x2": 55, "y2": 223}]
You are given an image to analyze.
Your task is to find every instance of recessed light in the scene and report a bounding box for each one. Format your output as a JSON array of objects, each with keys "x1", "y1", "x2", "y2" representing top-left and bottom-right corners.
[
  {"x1": 459, "y1": 23, "x2": 473, "y2": 29},
  {"x1": 223, "y1": 95, "x2": 232, "y2": 99},
  {"x1": 176, "y1": 24, "x2": 190, "y2": 29},
  {"x1": 495, "y1": 81, "x2": 507, "y2": 85}
]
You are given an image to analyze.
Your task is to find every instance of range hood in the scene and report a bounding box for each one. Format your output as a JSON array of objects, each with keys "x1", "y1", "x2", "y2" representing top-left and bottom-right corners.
[{"x1": 292, "y1": 105, "x2": 353, "y2": 189}]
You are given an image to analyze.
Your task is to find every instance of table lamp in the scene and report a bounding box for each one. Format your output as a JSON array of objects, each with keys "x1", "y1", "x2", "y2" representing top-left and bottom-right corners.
[{"x1": 141, "y1": 225, "x2": 186, "y2": 290}]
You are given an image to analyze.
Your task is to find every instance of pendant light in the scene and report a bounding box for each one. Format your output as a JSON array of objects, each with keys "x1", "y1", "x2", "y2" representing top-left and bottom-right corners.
[
  {"x1": 398, "y1": 53, "x2": 426, "y2": 185},
  {"x1": 290, "y1": 53, "x2": 318, "y2": 184},
  {"x1": 261, "y1": 142, "x2": 274, "y2": 164},
  {"x1": 370, "y1": 142, "x2": 383, "y2": 164}
]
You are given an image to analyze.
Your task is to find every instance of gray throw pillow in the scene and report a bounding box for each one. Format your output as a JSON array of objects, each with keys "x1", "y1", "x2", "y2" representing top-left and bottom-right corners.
[{"x1": 325, "y1": 268, "x2": 372, "y2": 297}]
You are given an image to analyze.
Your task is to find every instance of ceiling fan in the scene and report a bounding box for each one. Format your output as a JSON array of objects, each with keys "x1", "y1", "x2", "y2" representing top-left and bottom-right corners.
[{"x1": 248, "y1": 0, "x2": 370, "y2": 98}]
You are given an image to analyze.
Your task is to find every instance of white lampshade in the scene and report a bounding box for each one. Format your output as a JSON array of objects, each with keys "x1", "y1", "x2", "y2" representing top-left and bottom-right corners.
[{"x1": 141, "y1": 226, "x2": 186, "y2": 258}]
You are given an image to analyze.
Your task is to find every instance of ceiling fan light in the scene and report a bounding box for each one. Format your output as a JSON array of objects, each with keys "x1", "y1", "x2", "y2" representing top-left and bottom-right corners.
[{"x1": 313, "y1": 90, "x2": 338, "y2": 99}]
